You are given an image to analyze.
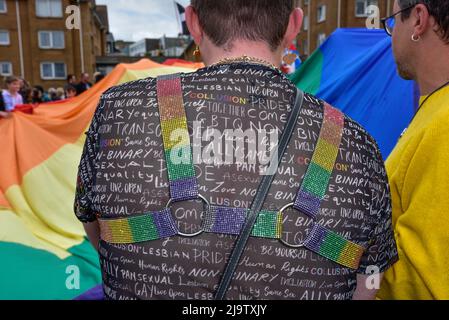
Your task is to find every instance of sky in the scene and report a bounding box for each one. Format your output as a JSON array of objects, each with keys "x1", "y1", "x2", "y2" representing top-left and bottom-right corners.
[{"x1": 96, "y1": 0, "x2": 190, "y2": 42}]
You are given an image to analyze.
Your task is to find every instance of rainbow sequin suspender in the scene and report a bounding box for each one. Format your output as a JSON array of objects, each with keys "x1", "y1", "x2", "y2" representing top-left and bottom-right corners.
[
  {"x1": 98, "y1": 74, "x2": 365, "y2": 270},
  {"x1": 157, "y1": 74, "x2": 199, "y2": 201},
  {"x1": 295, "y1": 104, "x2": 364, "y2": 269}
]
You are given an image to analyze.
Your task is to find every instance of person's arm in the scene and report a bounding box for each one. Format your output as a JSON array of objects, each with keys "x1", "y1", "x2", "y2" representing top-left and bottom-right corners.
[
  {"x1": 353, "y1": 273, "x2": 384, "y2": 300},
  {"x1": 74, "y1": 94, "x2": 106, "y2": 249},
  {"x1": 83, "y1": 221, "x2": 100, "y2": 252},
  {"x1": 379, "y1": 121, "x2": 449, "y2": 299},
  {"x1": 0, "y1": 111, "x2": 11, "y2": 118},
  {"x1": 354, "y1": 135, "x2": 399, "y2": 300}
]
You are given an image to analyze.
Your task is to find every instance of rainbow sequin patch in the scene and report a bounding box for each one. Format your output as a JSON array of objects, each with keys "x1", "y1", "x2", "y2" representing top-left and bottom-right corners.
[
  {"x1": 99, "y1": 209, "x2": 178, "y2": 244},
  {"x1": 157, "y1": 74, "x2": 198, "y2": 201},
  {"x1": 294, "y1": 103, "x2": 344, "y2": 219},
  {"x1": 304, "y1": 224, "x2": 364, "y2": 269},
  {"x1": 204, "y1": 206, "x2": 282, "y2": 239}
]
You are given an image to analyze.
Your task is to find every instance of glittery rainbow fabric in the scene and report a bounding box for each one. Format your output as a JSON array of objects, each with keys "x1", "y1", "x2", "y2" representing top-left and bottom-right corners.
[
  {"x1": 203, "y1": 207, "x2": 283, "y2": 239},
  {"x1": 156, "y1": 74, "x2": 199, "y2": 202},
  {"x1": 297, "y1": 104, "x2": 364, "y2": 269},
  {"x1": 294, "y1": 104, "x2": 345, "y2": 218},
  {"x1": 99, "y1": 209, "x2": 178, "y2": 244},
  {"x1": 304, "y1": 224, "x2": 364, "y2": 270},
  {"x1": 98, "y1": 74, "x2": 365, "y2": 270}
]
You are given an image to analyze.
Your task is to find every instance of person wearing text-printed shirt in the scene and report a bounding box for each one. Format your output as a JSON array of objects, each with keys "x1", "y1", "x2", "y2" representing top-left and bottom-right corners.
[{"x1": 75, "y1": 0, "x2": 398, "y2": 301}]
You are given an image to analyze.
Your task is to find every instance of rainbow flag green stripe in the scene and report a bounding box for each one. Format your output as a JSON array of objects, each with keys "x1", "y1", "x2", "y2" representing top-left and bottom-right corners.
[
  {"x1": 157, "y1": 74, "x2": 199, "y2": 201},
  {"x1": 304, "y1": 223, "x2": 364, "y2": 270},
  {"x1": 294, "y1": 103, "x2": 344, "y2": 218},
  {"x1": 99, "y1": 209, "x2": 178, "y2": 244}
]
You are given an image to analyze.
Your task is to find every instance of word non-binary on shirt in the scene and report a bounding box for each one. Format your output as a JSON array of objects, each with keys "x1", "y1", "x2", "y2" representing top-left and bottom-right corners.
[{"x1": 75, "y1": 63, "x2": 398, "y2": 300}]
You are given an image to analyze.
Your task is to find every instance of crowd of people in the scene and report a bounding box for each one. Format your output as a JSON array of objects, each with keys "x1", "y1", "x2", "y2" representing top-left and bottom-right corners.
[{"x1": 0, "y1": 72, "x2": 105, "y2": 118}]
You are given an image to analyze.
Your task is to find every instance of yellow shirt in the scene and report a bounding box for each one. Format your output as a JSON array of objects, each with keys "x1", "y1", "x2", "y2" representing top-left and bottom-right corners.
[{"x1": 378, "y1": 85, "x2": 449, "y2": 300}]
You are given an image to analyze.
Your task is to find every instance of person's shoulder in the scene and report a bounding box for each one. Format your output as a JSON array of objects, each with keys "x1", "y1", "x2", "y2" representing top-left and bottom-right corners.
[
  {"x1": 99, "y1": 77, "x2": 157, "y2": 100},
  {"x1": 305, "y1": 93, "x2": 383, "y2": 162}
]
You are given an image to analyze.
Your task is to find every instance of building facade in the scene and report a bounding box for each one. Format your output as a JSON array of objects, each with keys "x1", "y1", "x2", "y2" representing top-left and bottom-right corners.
[
  {"x1": 129, "y1": 38, "x2": 160, "y2": 57},
  {"x1": 295, "y1": 0, "x2": 395, "y2": 57},
  {"x1": 0, "y1": 0, "x2": 109, "y2": 90}
]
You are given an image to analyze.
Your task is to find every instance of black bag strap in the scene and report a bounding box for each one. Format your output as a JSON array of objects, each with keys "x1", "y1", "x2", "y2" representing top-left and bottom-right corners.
[{"x1": 214, "y1": 88, "x2": 305, "y2": 300}]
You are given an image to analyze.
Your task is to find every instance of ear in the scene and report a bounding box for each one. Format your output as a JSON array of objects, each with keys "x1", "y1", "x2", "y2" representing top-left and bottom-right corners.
[
  {"x1": 282, "y1": 8, "x2": 303, "y2": 49},
  {"x1": 186, "y1": 5, "x2": 203, "y2": 45},
  {"x1": 413, "y1": 4, "x2": 431, "y2": 37}
]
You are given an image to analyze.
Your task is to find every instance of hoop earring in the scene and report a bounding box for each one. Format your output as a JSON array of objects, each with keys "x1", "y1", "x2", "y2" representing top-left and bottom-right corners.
[
  {"x1": 411, "y1": 34, "x2": 421, "y2": 42},
  {"x1": 193, "y1": 46, "x2": 201, "y2": 57},
  {"x1": 282, "y1": 53, "x2": 298, "y2": 65}
]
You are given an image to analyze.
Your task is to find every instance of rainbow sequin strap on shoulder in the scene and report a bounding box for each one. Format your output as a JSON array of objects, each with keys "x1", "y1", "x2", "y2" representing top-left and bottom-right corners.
[
  {"x1": 99, "y1": 209, "x2": 178, "y2": 244},
  {"x1": 296, "y1": 103, "x2": 364, "y2": 270},
  {"x1": 156, "y1": 74, "x2": 199, "y2": 201},
  {"x1": 294, "y1": 103, "x2": 345, "y2": 218}
]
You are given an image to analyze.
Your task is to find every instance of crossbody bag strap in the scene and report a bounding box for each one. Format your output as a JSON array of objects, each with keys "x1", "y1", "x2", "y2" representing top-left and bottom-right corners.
[{"x1": 214, "y1": 88, "x2": 305, "y2": 300}]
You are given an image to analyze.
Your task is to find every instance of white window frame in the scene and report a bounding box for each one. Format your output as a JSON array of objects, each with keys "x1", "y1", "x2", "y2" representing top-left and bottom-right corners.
[
  {"x1": 0, "y1": 0, "x2": 7, "y2": 14},
  {"x1": 0, "y1": 29, "x2": 10, "y2": 45},
  {"x1": 38, "y1": 31, "x2": 65, "y2": 49},
  {"x1": 317, "y1": 33, "x2": 327, "y2": 46},
  {"x1": 303, "y1": 15, "x2": 309, "y2": 31},
  {"x1": 0, "y1": 62, "x2": 12, "y2": 76},
  {"x1": 317, "y1": 5, "x2": 327, "y2": 23},
  {"x1": 355, "y1": 0, "x2": 379, "y2": 17},
  {"x1": 40, "y1": 62, "x2": 67, "y2": 80},
  {"x1": 35, "y1": 0, "x2": 63, "y2": 18}
]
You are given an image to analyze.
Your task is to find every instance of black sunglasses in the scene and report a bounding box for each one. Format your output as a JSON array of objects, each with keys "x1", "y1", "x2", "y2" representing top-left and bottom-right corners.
[{"x1": 381, "y1": 4, "x2": 417, "y2": 36}]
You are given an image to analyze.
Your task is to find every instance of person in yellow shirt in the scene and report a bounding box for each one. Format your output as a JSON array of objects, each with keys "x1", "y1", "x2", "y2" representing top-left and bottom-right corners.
[{"x1": 378, "y1": 0, "x2": 449, "y2": 300}]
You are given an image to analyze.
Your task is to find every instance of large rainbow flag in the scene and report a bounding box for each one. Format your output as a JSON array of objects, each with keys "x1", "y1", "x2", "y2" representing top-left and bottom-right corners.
[
  {"x1": 291, "y1": 28, "x2": 417, "y2": 158},
  {"x1": 0, "y1": 59, "x2": 199, "y2": 300}
]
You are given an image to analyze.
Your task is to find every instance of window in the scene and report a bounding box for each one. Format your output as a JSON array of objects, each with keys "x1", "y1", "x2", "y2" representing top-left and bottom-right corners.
[
  {"x1": 303, "y1": 40, "x2": 309, "y2": 55},
  {"x1": 38, "y1": 31, "x2": 65, "y2": 49},
  {"x1": 303, "y1": 15, "x2": 309, "y2": 31},
  {"x1": 40, "y1": 62, "x2": 66, "y2": 79},
  {"x1": 317, "y1": 33, "x2": 326, "y2": 46},
  {"x1": 355, "y1": 0, "x2": 379, "y2": 17},
  {"x1": 36, "y1": 0, "x2": 62, "y2": 18},
  {"x1": 0, "y1": 0, "x2": 7, "y2": 13},
  {"x1": 317, "y1": 5, "x2": 326, "y2": 23},
  {"x1": 0, "y1": 62, "x2": 12, "y2": 76},
  {"x1": 0, "y1": 30, "x2": 9, "y2": 45}
]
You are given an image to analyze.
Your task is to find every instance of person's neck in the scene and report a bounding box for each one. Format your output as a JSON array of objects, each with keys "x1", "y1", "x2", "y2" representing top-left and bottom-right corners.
[
  {"x1": 415, "y1": 45, "x2": 449, "y2": 96},
  {"x1": 204, "y1": 40, "x2": 282, "y2": 69}
]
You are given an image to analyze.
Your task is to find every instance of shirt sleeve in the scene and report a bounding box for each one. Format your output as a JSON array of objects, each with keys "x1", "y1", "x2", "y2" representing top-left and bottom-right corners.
[
  {"x1": 381, "y1": 119, "x2": 449, "y2": 298},
  {"x1": 17, "y1": 94, "x2": 23, "y2": 105},
  {"x1": 357, "y1": 138, "x2": 399, "y2": 274},
  {"x1": 74, "y1": 98, "x2": 103, "y2": 223}
]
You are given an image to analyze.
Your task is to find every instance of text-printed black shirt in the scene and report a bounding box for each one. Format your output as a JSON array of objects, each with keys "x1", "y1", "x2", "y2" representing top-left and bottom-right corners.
[{"x1": 75, "y1": 63, "x2": 398, "y2": 300}]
